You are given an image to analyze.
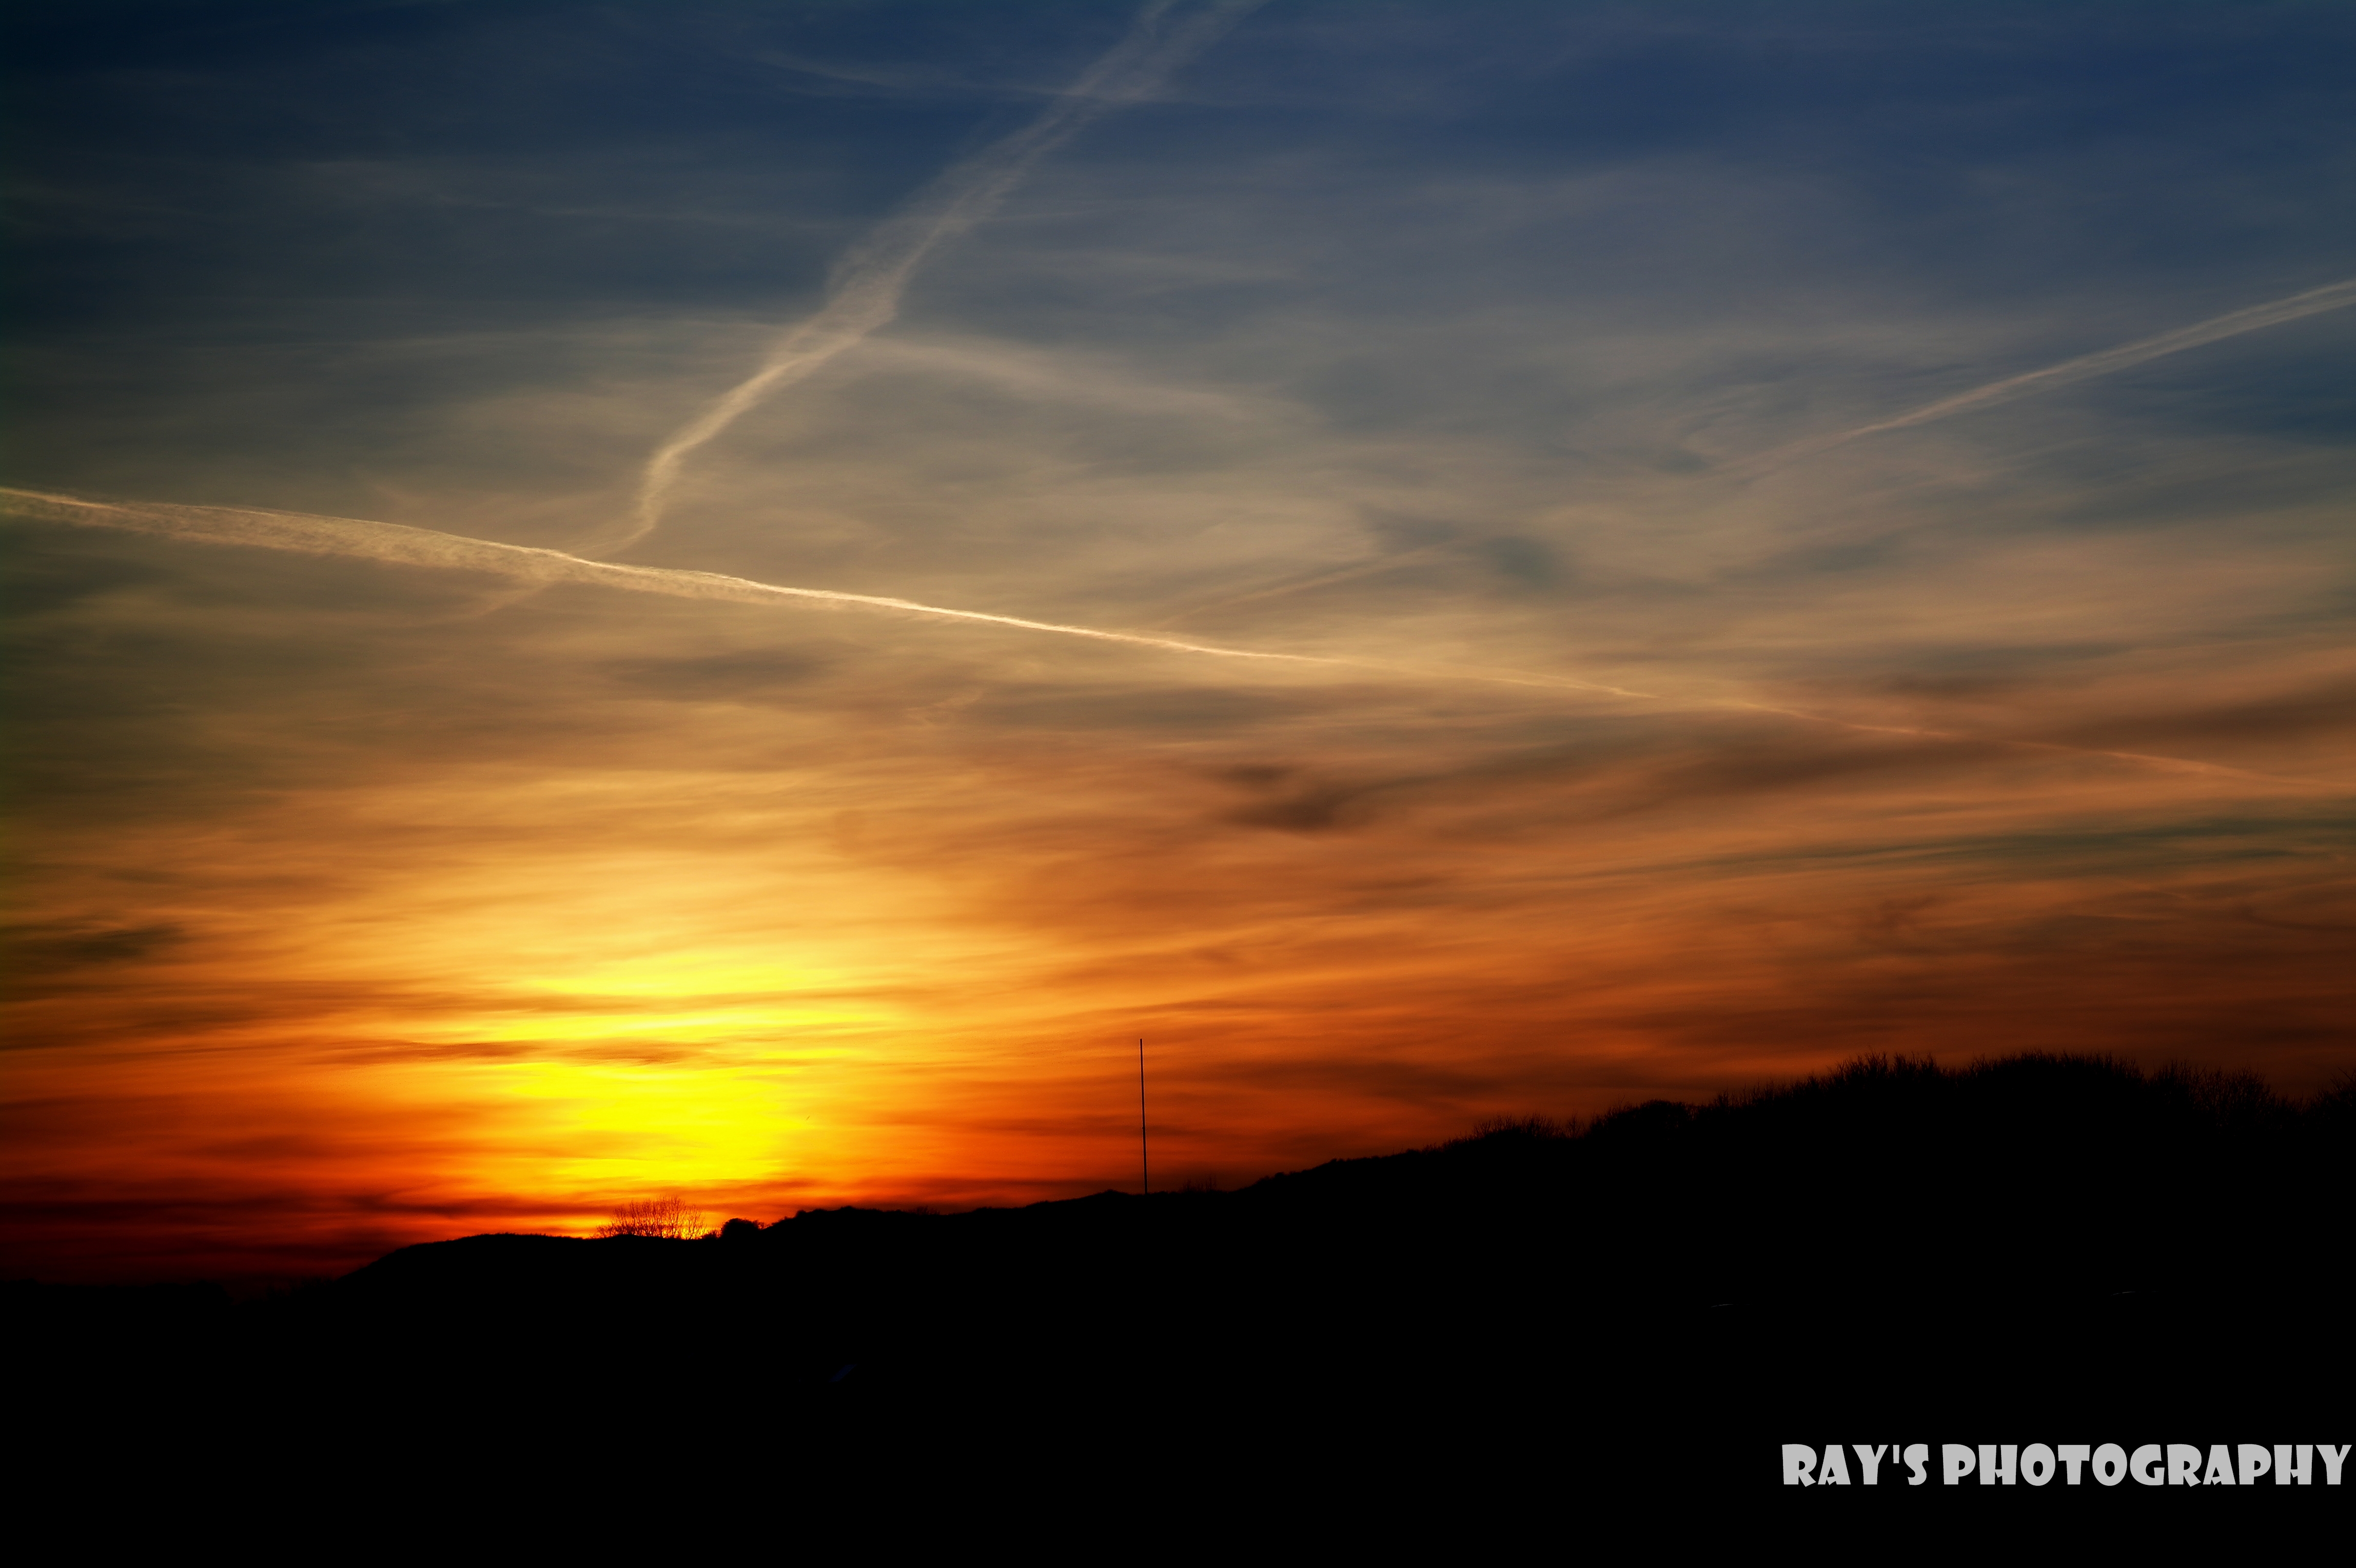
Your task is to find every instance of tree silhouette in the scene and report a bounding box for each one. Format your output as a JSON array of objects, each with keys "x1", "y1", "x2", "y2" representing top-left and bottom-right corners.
[{"x1": 594, "y1": 1196, "x2": 705, "y2": 1239}]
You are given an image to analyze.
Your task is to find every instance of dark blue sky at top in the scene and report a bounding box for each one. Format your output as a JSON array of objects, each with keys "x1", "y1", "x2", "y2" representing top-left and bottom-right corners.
[
  {"x1": 7, "y1": 1, "x2": 2353, "y2": 512},
  {"x1": 13, "y1": 2, "x2": 2354, "y2": 314}
]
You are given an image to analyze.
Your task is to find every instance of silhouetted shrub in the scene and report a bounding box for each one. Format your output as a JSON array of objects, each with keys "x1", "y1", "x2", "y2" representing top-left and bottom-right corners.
[{"x1": 595, "y1": 1196, "x2": 704, "y2": 1238}]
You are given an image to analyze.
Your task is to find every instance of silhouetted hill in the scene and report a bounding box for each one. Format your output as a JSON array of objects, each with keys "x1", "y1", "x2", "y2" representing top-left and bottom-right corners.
[{"x1": 12, "y1": 1054, "x2": 2352, "y2": 1541}]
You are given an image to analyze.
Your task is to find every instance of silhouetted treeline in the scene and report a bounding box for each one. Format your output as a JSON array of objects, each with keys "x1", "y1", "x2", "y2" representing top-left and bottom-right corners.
[{"x1": 12, "y1": 1054, "x2": 2352, "y2": 1539}]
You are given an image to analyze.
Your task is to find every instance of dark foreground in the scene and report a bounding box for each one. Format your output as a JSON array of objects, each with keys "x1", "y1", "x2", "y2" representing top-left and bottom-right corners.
[{"x1": 12, "y1": 1054, "x2": 2352, "y2": 1543}]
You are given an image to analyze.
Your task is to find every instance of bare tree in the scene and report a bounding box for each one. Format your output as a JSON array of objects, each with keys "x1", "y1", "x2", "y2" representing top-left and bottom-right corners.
[{"x1": 595, "y1": 1195, "x2": 706, "y2": 1239}]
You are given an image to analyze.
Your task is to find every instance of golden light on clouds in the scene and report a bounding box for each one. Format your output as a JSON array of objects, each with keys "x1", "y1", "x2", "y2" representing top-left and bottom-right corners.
[{"x1": 5, "y1": 1, "x2": 2352, "y2": 1282}]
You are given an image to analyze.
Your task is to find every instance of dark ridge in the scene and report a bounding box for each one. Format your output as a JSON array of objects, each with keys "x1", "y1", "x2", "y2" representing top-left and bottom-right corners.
[{"x1": 12, "y1": 1053, "x2": 2352, "y2": 1539}]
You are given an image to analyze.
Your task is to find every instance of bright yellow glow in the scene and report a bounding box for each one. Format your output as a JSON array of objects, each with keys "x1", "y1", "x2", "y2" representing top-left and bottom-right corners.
[{"x1": 487, "y1": 1057, "x2": 820, "y2": 1191}]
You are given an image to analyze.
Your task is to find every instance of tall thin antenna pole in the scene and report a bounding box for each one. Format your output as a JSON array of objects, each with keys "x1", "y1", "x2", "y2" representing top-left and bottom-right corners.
[{"x1": 1138, "y1": 1037, "x2": 1149, "y2": 1196}]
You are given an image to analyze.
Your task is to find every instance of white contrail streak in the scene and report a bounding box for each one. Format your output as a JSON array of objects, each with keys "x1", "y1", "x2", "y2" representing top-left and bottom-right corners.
[
  {"x1": 6, "y1": 483, "x2": 2324, "y2": 789},
  {"x1": 1736, "y1": 273, "x2": 2356, "y2": 474},
  {"x1": 1148, "y1": 546, "x2": 1449, "y2": 628},
  {"x1": 1, "y1": 484, "x2": 1623, "y2": 688},
  {"x1": 614, "y1": 0, "x2": 1262, "y2": 555}
]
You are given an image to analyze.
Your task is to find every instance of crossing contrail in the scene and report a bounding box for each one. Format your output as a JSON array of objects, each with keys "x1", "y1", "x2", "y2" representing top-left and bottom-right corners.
[
  {"x1": 613, "y1": 0, "x2": 1263, "y2": 556},
  {"x1": 1148, "y1": 546, "x2": 1449, "y2": 628},
  {"x1": 6, "y1": 483, "x2": 2322, "y2": 789},
  {"x1": 1735, "y1": 273, "x2": 2356, "y2": 475},
  {"x1": 0, "y1": 484, "x2": 1635, "y2": 692}
]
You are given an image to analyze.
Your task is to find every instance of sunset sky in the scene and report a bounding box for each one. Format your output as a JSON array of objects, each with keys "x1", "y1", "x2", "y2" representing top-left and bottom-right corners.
[{"x1": 6, "y1": 0, "x2": 2353, "y2": 1283}]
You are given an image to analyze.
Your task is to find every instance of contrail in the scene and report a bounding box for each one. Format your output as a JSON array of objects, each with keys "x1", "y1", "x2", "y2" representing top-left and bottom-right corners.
[
  {"x1": 2, "y1": 484, "x2": 1631, "y2": 690},
  {"x1": 5, "y1": 484, "x2": 2323, "y2": 788},
  {"x1": 1148, "y1": 546, "x2": 1449, "y2": 628},
  {"x1": 613, "y1": 0, "x2": 1263, "y2": 555},
  {"x1": 1736, "y1": 273, "x2": 2356, "y2": 474}
]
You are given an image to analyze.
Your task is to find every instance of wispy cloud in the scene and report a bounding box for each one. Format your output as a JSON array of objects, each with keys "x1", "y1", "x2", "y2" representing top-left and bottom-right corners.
[{"x1": 21, "y1": 481, "x2": 2324, "y2": 791}]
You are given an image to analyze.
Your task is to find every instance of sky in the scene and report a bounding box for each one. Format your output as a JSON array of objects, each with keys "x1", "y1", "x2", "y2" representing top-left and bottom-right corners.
[{"x1": 5, "y1": 0, "x2": 2353, "y2": 1283}]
